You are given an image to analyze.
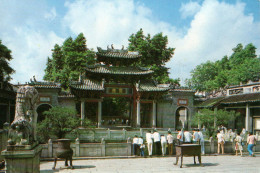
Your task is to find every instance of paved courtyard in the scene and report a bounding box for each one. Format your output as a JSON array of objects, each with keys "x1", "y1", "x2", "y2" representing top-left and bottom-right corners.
[{"x1": 40, "y1": 154, "x2": 260, "y2": 173}]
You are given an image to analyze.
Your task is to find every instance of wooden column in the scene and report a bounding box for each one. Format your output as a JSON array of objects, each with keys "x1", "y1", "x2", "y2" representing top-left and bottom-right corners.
[
  {"x1": 81, "y1": 100, "x2": 85, "y2": 125},
  {"x1": 98, "y1": 100, "x2": 102, "y2": 128},
  {"x1": 152, "y1": 100, "x2": 156, "y2": 128},
  {"x1": 246, "y1": 103, "x2": 250, "y2": 131},
  {"x1": 136, "y1": 98, "x2": 140, "y2": 127}
]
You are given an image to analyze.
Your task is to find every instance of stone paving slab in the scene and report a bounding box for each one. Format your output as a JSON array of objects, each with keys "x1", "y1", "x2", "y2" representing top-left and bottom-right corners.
[{"x1": 40, "y1": 155, "x2": 260, "y2": 173}]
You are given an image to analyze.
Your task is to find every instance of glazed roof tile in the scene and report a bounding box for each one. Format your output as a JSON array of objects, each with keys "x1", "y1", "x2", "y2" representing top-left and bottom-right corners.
[
  {"x1": 29, "y1": 81, "x2": 61, "y2": 89},
  {"x1": 195, "y1": 97, "x2": 225, "y2": 108},
  {"x1": 70, "y1": 79, "x2": 104, "y2": 91},
  {"x1": 221, "y1": 92, "x2": 260, "y2": 104},
  {"x1": 58, "y1": 91, "x2": 75, "y2": 98},
  {"x1": 86, "y1": 65, "x2": 153, "y2": 75},
  {"x1": 97, "y1": 47, "x2": 141, "y2": 59},
  {"x1": 136, "y1": 80, "x2": 169, "y2": 92},
  {"x1": 172, "y1": 86, "x2": 195, "y2": 92}
]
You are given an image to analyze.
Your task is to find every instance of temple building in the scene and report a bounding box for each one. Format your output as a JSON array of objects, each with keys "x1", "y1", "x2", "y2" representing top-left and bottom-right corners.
[
  {"x1": 196, "y1": 80, "x2": 260, "y2": 134},
  {"x1": 26, "y1": 46, "x2": 195, "y2": 129}
]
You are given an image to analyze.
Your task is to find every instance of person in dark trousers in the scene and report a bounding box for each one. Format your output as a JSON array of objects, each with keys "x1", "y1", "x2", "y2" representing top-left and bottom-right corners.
[
  {"x1": 132, "y1": 135, "x2": 139, "y2": 156},
  {"x1": 153, "y1": 130, "x2": 161, "y2": 155}
]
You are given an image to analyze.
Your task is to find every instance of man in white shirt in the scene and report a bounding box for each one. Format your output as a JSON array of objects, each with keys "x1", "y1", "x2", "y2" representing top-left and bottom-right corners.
[
  {"x1": 184, "y1": 131, "x2": 192, "y2": 143},
  {"x1": 161, "y1": 135, "x2": 167, "y2": 156},
  {"x1": 167, "y1": 131, "x2": 174, "y2": 155},
  {"x1": 153, "y1": 130, "x2": 161, "y2": 155},
  {"x1": 193, "y1": 129, "x2": 199, "y2": 144},
  {"x1": 146, "y1": 130, "x2": 153, "y2": 157},
  {"x1": 177, "y1": 128, "x2": 184, "y2": 144},
  {"x1": 217, "y1": 130, "x2": 225, "y2": 154},
  {"x1": 132, "y1": 135, "x2": 139, "y2": 156}
]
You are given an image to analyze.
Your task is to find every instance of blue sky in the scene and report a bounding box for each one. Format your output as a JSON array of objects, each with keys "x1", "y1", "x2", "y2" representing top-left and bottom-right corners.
[{"x1": 1, "y1": 0, "x2": 260, "y2": 85}]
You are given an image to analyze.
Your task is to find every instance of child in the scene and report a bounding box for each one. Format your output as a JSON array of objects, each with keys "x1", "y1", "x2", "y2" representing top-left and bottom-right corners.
[
  {"x1": 139, "y1": 137, "x2": 145, "y2": 157},
  {"x1": 235, "y1": 133, "x2": 243, "y2": 156}
]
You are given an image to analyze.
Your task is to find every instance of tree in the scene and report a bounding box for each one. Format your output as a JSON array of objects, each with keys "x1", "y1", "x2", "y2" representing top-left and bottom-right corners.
[
  {"x1": 187, "y1": 43, "x2": 260, "y2": 92},
  {"x1": 37, "y1": 106, "x2": 92, "y2": 143},
  {"x1": 128, "y1": 29, "x2": 179, "y2": 84},
  {"x1": 43, "y1": 33, "x2": 96, "y2": 89},
  {"x1": 0, "y1": 40, "x2": 15, "y2": 82},
  {"x1": 192, "y1": 109, "x2": 239, "y2": 138}
]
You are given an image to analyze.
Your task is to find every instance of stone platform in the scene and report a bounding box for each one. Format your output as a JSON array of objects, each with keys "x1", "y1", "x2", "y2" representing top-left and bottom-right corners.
[
  {"x1": 40, "y1": 154, "x2": 260, "y2": 173},
  {"x1": 1, "y1": 145, "x2": 42, "y2": 173}
]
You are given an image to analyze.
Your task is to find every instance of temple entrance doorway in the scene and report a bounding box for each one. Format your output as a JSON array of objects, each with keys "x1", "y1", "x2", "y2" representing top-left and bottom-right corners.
[
  {"x1": 37, "y1": 104, "x2": 52, "y2": 122},
  {"x1": 102, "y1": 97, "x2": 131, "y2": 126},
  {"x1": 175, "y1": 107, "x2": 188, "y2": 130},
  {"x1": 141, "y1": 103, "x2": 152, "y2": 128}
]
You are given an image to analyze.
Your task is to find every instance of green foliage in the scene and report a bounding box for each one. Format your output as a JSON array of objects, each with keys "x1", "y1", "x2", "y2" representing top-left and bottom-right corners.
[
  {"x1": 37, "y1": 106, "x2": 91, "y2": 143},
  {"x1": 187, "y1": 43, "x2": 260, "y2": 91},
  {"x1": 128, "y1": 29, "x2": 179, "y2": 85},
  {"x1": 43, "y1": 33, "x2": 96, "y2": 89},
  {"x1": 0, "y1": 40, "x2": 15, "y2": 82},
  {"x1": 192, "y1": 109, "x2": 239, "y2": 138}
]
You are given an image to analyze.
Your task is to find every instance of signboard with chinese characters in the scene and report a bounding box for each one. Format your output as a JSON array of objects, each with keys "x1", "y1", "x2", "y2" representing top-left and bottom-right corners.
[
  {"x1": 177, "y1": 99, "x2": 188, "y2": 106},
  {"x1": 40, "y1": 96, "x2": 51, "y2": 102}
]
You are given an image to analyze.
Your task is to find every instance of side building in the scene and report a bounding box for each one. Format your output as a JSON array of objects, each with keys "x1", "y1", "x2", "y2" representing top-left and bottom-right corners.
[{"x1": 196, "y1": 80, "x2": 260, "y2": 134}]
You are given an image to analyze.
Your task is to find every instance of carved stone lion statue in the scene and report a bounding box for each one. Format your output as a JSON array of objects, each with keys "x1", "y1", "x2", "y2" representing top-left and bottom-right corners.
[{"x1": 8, "y1": 85, "x2": 39, "y2": 145}]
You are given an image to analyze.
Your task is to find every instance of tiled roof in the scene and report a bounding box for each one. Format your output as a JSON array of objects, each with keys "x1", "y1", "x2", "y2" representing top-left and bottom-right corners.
[
  {"x1": 136, "y1": 80, "x2": 169, "y2": 92},
  {"x1": 172, "y1": 86, "x2": 195, "y2": 92},
  {"x1": 85, "y1": 65, "x2": 153, "y2": 75},
  {"x1": 70, "y1": 79, "x2": 104, "y2": 91},
  {"x1": 227, "y1": 82, "x2": 260, "y2": 89},
  {"x1": 220, "y1": 93, "x2": 260, "y2": 104},
  {"x1": 58, "y1": 91, "x2": 75, "y2": 98},
  {"x1": 97, "y1": 47, "x2": 141, "y2": 59},
  {"x1": 195, "y1": 97, "x2": 225, "y2": 108},
  {"x1": 29, "y1": 81, "x2": 61, "y2": 89}
]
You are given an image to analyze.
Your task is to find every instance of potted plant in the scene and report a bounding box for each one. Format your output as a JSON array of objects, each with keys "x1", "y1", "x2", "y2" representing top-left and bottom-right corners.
[{"x1": 37, "y1": 106, "x2": 91, "y2": 169}]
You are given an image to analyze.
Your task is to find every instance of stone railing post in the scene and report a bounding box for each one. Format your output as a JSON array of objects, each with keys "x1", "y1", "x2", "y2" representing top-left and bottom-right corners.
[
  {"x1": 48, "y1": 139, "x2": 53, "y2": 158},
  {"x1": 107, "y1": 128, "x2": 111, "y2": 140},
  {"x1": 127, "y1": 137, "x2": 132, "y2": 156},
  {"x1": 209, "y1": 137, "x2": 214, "y2": 154},
  {"x1": 75, "y1": 138, "x2": 80, "y2": 157},
  {"x1": 123, "y1": 128, "x2": 126, "y2": 140},
  {"x1": 140, "y1": 128, "x2": 143, "y2": 137},
  {"x1": 101, "y1": 138, "x2": 106, "y2": 156}
]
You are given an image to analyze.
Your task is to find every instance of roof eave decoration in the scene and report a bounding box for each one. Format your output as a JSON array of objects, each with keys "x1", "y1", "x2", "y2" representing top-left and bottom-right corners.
[
  {"x1": 85, "y1": 65, "x2": 154, "y2": 75},
  {"x1": 70, "y1": 78, "x2": 105, "y2": 91},
  {"x1": 136, "y1": 80, "x2": 170, "y2": 92},
  {"x1": 28, "y1": 81, "x2": 61, "y2": 89},
  {"x1": 96, "y1": 45, "x2": 141, "y2": 59}
]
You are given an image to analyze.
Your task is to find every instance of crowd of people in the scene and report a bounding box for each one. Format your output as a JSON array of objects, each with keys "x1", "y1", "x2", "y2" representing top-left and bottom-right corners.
[
  {"x1": 132, "y1": 128, "x2": 204, "y2": 157},
  {"x1": 216, "y1": 127, "x2": 257, "y2": 157},
  {"x1": 132, "y1": 127, "x2": 258, "y2": 157}
]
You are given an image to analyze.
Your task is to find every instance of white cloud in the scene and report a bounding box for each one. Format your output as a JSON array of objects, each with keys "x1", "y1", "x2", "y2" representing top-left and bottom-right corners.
[
  {"x1": 180, "y1": 1, "x2": 201, "y2": 19},
  {"x1": 0, "y1": 0, "x2": 63, "y2": 84},
  {"x1": 44, "y1": 7, "x2": 57, "y2": 21},
  {"x1": 63, "y1": 0, "x2": 180, "y2": 49},
  {"x1": 1, "y1": 0, "x2": 259, "y2": 86},
  {"x1": 168, "y1": 0, "x2": 260, "y2": 84}
]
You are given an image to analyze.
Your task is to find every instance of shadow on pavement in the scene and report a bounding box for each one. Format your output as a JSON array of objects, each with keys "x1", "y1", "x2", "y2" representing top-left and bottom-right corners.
[
  {"x1": 185, "y1": 163, "x2": 219, "y2": 168},
  {"x1": 40, "y1": 165, "x2": 96, "y2": 172}
]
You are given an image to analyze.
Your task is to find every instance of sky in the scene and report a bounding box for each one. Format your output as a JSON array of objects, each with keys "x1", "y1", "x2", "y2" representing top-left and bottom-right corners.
[{"x1": 1, "y1": 0, "x2": 260, "y2": 85}]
